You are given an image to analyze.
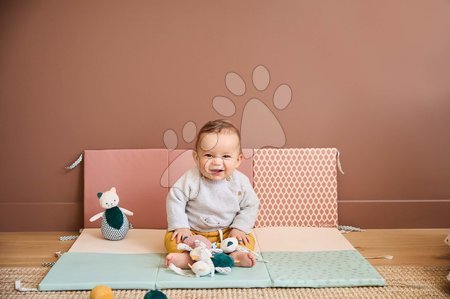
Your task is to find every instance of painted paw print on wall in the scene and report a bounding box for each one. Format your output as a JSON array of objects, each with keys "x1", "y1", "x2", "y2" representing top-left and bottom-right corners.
[
  {"x1": 213, "y1": 65, "x2": 292, "y2": 158},
  {"x1": 160, "y1": 121, "x2": 197, "y2": 188},
  {"x1": 160, "y1": 65, "x2": 292, "y2": 188},
  {"x1": 162, "y1": 121, "x2": 197, "y2": 152}
]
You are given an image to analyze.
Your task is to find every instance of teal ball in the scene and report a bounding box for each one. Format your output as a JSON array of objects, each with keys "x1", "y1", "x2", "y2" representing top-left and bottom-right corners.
[{"x1": 144, "y1": 290, "x2": 167, "y2": 299}]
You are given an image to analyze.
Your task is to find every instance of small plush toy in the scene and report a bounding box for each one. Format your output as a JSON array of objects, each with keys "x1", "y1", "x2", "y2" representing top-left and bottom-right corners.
[
  {"x1": 182, "y1": 240, "x2": 216, "y2": 277},
  {"x1": 89, "y1": 187, "x2": 134, "y2": 241},
  {"x1": 221, "y1": 237, "x2": 239, "y2": 253},
  {"x1": 183, "y1": 235, "x2": 212, "y2": 250},
  {"x1": 211, "y1": 253, "x2": 235, "y2": 268}
]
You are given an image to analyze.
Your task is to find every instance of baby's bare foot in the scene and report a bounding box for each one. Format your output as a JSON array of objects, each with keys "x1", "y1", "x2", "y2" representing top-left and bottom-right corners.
[
  {"x1": 165, "y1": 252, "x2": 193, "y2": 269},
  {"x1": 229, "y1": 251, "x2": 256, "y2": 267}
]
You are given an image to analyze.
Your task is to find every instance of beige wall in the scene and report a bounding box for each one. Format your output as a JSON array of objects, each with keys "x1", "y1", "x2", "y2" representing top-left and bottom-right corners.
[{"x1": 1, "y1": 0, "x2": 449, "y2": 231}]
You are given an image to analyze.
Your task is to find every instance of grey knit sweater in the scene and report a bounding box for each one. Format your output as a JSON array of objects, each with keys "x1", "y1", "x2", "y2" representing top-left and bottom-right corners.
[{"x1": 166, "y1": 167, "x2": 260, "y2": 233}]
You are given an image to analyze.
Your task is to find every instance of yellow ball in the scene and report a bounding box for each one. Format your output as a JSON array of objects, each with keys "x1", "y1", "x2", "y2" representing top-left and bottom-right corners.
[{"x1": 90, "y1": 285, "x2": 114, "y2": 299}]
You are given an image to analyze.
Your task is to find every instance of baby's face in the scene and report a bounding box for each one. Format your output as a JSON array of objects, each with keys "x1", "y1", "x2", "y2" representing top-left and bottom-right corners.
[{"x1": 194, "y1": 131, "x2": 242, "y2": 181}]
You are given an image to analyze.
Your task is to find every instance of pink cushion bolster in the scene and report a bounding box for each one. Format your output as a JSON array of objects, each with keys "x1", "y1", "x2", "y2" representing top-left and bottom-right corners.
[{"x1": 84, "y1": 149, "x2": 253, "y2": 229}]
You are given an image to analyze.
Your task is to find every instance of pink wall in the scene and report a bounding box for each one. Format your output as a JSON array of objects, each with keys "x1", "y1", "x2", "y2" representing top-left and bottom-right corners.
[{"x1": 1, "y1": 0, "x2": 450, "y2": 231}]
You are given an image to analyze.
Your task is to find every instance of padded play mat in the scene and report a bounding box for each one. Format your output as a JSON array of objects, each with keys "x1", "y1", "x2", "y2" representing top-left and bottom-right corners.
[
  {"x1": 39, "y1": 148, "x2": 384, "y2": 290},
  {"x1": 39, "y1": 228, "x2": 385, "y2": 290}
]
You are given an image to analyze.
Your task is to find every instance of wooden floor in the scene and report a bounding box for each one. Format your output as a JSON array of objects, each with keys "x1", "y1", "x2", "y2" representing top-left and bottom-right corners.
[{"x1": 0, "y1": 229, "x2": 449, "y2": 267}]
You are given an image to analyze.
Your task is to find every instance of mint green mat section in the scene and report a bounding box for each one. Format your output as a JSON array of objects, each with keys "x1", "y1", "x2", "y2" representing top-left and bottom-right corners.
[
  {"x1": 38, "y1": 251, "x2": 384, "y2": 290},
  {"x1": 156, "y1": 261, "x2": 272, "y2": 289},
  {"x1": 262, "y1": 250, "x2": 386, "y2": 288},
  {"x1": 39, "y1": 252, "x2": 162, "y2": 291}
]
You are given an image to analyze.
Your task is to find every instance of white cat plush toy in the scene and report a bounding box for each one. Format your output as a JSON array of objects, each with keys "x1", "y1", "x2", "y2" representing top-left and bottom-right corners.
[{"x1": 89, "y1": 187, "x2": 134, "y2": 241}]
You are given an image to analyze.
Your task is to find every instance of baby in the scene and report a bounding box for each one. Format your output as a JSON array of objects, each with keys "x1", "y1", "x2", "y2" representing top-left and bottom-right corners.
[{"x1": 164, "y1": 119, "x2": 260, "y2": 268}]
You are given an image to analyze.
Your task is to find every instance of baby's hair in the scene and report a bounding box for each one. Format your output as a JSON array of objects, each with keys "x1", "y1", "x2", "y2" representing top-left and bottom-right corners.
[{"x1": 195, "y1": 119, "x2": 241, "y2": 152}]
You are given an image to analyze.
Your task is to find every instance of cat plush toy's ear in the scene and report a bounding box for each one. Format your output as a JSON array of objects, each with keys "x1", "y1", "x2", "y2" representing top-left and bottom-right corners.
[
  {"x1": 110, "y1": 187, "x2": 116, "y2": 193},
  {"x1": 97, "y1": 192, "x2": 103, "y2": 199}
]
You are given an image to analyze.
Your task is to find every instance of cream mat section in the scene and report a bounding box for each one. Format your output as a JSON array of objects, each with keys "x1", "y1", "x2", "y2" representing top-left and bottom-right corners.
[
  {"x1": 69, "y1": 228, "x2": 261, "y2": 254},
  {"x1": 254, "y1": 227, "x2": 355, "y2": 252},
  {"x1": 69, "y1": 229, "x2": 166, "y2": 254}
]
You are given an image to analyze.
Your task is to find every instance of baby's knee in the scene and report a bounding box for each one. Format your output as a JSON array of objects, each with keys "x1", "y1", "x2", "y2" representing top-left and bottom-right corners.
[{"x1": 164, "y1": 231, "x2": 183, "y2": 253}]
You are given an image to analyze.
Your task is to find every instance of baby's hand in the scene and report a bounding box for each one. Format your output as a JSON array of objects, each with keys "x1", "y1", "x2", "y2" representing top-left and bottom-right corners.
[
  {"x1": 171, "y1": 228, "x2": 193, "y2": 243},
  {"x1": 229, "y1": 228, "x2": 250, "y2": 246}
]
